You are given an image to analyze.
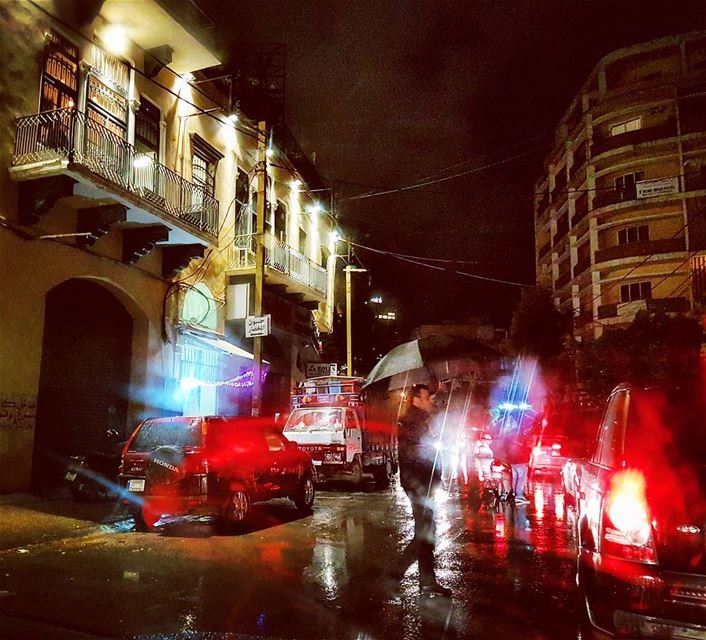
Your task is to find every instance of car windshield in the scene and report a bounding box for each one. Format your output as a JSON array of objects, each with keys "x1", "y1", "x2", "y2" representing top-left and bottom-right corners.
[
  {"x1": 128, "y1": 418, "x2": 202, "y2": 452},
  {"x1": 627, "y1": 391, "x2": 706, "y2": 465},
  {"x1": 283, "y1": 408, "x2": 344, "y2": 433}
]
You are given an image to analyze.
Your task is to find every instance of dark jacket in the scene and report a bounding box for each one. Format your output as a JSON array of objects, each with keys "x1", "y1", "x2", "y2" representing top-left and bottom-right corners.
[
  {"x1": 398, "y1": 405, "x2": 440, "y2": 493},
  {"x1": 495, "y1": 428, "x2": 533, "y2": 465}
]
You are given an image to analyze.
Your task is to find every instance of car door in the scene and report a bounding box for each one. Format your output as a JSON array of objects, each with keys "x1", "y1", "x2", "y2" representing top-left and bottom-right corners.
[
  {"x1": 264, "y1": 430, "x2": 296, "y2": 497},
  {"x1": 345, "y1": 409, "x2": 363, "y2": 463},
  {"x1": 579, "y1": 389, "x2": 628, "y2": 550}
]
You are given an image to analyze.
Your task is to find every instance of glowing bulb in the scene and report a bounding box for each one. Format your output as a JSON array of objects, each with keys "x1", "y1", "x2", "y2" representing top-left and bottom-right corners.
[
  {"x1": 227, "y1": 113, "x2": 238, "y2": 124},
  {"x1": 102, "y1": 24, "x2": 128, "y2": 55},
  {"x1": 182, "y1": 72, "x2": 195, "y2": 82},
  {"x1": 307, "y1": 202, "x2": 322, "y2": 214},
  {"x1": 266, "y1": 148, "x2": 274, "y2": 159},
  {"x1": 290, "y1": 179, "x2": 302, "y2": 189}
]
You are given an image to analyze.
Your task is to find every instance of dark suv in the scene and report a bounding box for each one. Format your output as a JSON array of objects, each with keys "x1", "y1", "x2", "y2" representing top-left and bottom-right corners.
[
  {"x1": 119, "y1": 416, "x2": 316, "y2": 529},
  {"x1": 577, "y1": 384, "x2": 706, "y2": 638}
]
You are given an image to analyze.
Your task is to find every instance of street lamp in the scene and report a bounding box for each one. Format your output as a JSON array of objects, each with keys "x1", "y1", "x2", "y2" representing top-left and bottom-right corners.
[{"x1": 344, "y1": 265, "x2": 367, "y2": 376}]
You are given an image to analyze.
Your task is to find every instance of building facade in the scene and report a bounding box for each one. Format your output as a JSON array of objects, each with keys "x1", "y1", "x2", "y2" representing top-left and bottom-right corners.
[
  {"x1": 534, "y1": 32, "x2": 706, "y2": 339},
  {"x1": 0, "y1": 0, "x2": 337, "y2": 492}
]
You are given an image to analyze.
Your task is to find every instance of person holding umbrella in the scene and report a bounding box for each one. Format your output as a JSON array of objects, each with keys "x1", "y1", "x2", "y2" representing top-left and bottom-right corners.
[{"x1": 389, "y1": 383, "x2": 452, "y2": 597}]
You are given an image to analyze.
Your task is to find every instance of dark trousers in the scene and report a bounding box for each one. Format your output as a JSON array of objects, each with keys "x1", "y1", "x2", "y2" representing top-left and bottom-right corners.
[{"x1": 396, "y1": 464, "x2": 438, "y2": 585}]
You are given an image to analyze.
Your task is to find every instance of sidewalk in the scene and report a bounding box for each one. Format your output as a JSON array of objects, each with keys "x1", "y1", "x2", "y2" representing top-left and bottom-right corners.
[{"x1": 0, "y1": 492, "x2": 131, "y2": 552}]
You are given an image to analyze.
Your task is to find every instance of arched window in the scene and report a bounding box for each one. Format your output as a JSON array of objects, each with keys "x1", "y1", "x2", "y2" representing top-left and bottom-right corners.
[{"x1": 181, "y1": 283, "x2": 217, "y2": 330}]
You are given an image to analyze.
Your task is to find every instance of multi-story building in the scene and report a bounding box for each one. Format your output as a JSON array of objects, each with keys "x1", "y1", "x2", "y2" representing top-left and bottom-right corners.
[
  {"x1": 534, "y1": 31, "x2": 706, "y2": 339},
  {"x1": 0, "y1": 0, "x2": 338, "y2": 492}
]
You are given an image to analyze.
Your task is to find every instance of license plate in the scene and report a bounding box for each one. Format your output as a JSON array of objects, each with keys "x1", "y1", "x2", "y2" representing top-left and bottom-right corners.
[
  {"x1": 64, "y1": 471, "x2": 77, "y2": 482},
  {"x1": 312, "y1": 460, "x2": 322, "y2": 466},
  {"x1": 128, "y1": 479, "x2": 145, "y2": 492}
]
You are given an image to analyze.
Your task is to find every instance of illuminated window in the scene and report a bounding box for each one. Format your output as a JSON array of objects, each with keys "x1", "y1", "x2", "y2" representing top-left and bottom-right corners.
[
  {"x1": 610, "y1": 117, "x2": 642, "y2": 136},
  {"x1": 40, "y1": 30, "x2": 79, "y2": 111},
  {"x1": 620, "y1": 281, "x2": 651, "y2": 303}
]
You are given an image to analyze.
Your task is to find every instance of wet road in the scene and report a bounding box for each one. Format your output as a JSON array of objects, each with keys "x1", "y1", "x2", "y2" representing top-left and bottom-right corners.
[{"x1": 0, "y1": 479, "x2": 580, "y2": 639}]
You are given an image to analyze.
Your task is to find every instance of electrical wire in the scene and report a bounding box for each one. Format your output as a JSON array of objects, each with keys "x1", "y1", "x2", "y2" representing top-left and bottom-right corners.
[
  {"x1": 341, "y1": 146, "x2": 547, "y2": 202},
  {"x1": 350, "y1": 241, "x2": 532, "y2": 288}
]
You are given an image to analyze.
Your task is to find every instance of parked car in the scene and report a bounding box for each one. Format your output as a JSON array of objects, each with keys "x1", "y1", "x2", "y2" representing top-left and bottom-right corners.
[
  {"x1": 119, "y1": 416, "x2": 316, "y2": 530},
  {"x1": 577, "y1": 383, "x2": 706, "y2": 638}
]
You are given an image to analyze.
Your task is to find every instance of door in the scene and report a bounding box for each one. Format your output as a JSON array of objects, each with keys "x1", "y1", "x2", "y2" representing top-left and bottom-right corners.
[
  {"x1": 32, "y1": 280, "x2": 132, "y2": 489},
  {"x1": 345, "y1": 409, "x2": 363, "y2": 463},
  {"x1": 264, "y1": 431, "x2": 296, "y2": 496},
  {"x1": 579, "y1": 390, "x2": 628, "y2": 549}
]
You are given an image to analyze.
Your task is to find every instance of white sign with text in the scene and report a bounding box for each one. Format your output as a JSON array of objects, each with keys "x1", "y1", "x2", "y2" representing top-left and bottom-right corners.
[{"x1": 245, "y1": 315, "x2": 271, "y2": 338}]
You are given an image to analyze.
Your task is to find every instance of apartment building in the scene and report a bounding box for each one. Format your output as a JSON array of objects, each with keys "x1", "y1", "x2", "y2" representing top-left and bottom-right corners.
[
  {"x1": 0, "y1": 0, "x2": 337, "y2": 491},
  {"x1": 534, "y1": 32, "x2": 706, "y2": 339}
]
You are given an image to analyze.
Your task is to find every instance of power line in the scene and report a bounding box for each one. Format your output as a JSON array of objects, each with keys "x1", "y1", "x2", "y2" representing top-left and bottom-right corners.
[
  {"x1": 340, "y1": 146, "x2": 547, "y2": 202},
  {"x1": 350, "y1": 241, "x2": 532, "y2": 288}
]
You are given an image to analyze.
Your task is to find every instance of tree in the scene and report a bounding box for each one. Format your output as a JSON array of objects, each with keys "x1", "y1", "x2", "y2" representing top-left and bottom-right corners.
[
  {"x1": 576, "y1": 312, "x2": 702, "y2": 398},
  {"x1": 510, "y1": 287, "x2": 568, "y2": 362}
]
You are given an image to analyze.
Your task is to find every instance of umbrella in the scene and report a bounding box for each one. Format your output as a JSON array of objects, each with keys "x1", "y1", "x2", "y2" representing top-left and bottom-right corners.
[{"x1": 364, "y1": 335, "x2": 496, "y2": 390}]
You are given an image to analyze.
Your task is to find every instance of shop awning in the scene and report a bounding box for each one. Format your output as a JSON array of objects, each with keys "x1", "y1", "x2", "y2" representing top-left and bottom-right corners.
[{"x1": 185, "y1": 332, "x2": 269, "y2": 364}]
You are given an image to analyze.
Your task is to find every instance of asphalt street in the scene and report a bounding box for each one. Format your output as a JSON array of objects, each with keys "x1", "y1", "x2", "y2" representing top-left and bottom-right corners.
[{"x1": 0, "y1": 478, "x2": 580, "y2": 640}]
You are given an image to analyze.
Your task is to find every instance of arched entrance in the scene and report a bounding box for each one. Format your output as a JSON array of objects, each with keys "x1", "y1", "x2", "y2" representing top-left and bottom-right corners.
[{"x1": 32, "y1": 279, "x2": 133, "y2": 489}]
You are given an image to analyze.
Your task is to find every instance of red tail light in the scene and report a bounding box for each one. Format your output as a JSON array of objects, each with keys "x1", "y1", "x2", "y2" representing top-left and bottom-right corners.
[
  {"x1": 602, "y1": 469, "x2": 657, "y2": 564},
  {"x1": 552, "y1": 443, "x2": 562, "y2": 450}
]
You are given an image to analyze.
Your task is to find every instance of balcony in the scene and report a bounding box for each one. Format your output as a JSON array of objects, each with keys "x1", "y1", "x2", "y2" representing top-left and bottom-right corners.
[
  {"x1": 10, "y1": 108, "x2": 218, "y2": 244},
  {"x1": 594, "y1": 237, "x2": 686, "y2": 265},
  {"x1": 573, "y1": 256, "x2": 591, "y2": 277},
  {"x1": 228, "y1": 233, "x2": 328, "y2": 305},
  {"x1": 555, "y1": 272, "x2": 571, "y2": 289},
  {"x1": 592, "y1": 121, "x2": 678, "y2": 157}
]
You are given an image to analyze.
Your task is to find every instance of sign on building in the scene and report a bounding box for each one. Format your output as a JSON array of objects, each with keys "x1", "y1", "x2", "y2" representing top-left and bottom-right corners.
[
  {"x1": 245, "y1": 314, "x2": 271, "y2": 338},
  {"x1": 636, "y1": 177, "x2": 679, "y2": 199},
  {"x1": 306, "y1": 363, "x2": 339, "y2": 377}
]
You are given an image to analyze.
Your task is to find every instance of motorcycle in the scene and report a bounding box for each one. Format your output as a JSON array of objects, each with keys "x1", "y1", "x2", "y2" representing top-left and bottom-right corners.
[
  {"x1": 481, "y1": 458, "x2": 515, "y2": 509},
  {"x1": 64, "y1": 429, "x2": 126, "y2": 502}
]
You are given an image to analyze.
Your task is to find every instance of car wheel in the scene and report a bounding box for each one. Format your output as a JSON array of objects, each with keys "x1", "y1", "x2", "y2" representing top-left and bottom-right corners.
[
  {"x1": 350, "y1": 456, "x2": 364, "y2": 487},
  {"x1": 294, "y1": 475, "x2": 315, "y2": 512},
  {"x1": 373, "y1": 456, "x2": 394, "y2": 488},
  {"x1": 224, "y1": 490, "x2": 250, "y2": 524}
]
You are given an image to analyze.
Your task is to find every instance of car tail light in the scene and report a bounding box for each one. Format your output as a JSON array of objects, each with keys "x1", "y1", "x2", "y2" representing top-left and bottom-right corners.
[
  {"x1": 552, "y1": 443, "x2": 562, "y2": 451},
  {"x1": 602, "y1": 469, "x2": 657, "y2": 564}
]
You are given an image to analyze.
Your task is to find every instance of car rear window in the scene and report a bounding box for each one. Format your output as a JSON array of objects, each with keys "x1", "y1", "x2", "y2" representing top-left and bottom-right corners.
[{"x1": 129, "y1": 419, "x2": 202, "y2": 452}]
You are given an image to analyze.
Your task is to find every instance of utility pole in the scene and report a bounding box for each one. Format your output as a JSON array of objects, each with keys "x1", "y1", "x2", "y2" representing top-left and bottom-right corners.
[
  {"x1": 345, "y1": 264, "x2": 367, "y2": 376},
  {"x1": 251, "y1": 120, "x2": 267, "y2": 416}
]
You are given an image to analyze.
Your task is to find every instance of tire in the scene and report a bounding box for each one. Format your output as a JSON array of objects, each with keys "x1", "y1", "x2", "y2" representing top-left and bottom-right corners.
[
  {"x1": 373, "y1": 456, "x2": 394, "y2": 488},
  {"x1": 349, "y1": 456, "x2": 364, "y2": 487},
  {"x1": 223, "y1": 490, "x2": 250, "y2": 525},
  {"x1": 294, "y1": 475, "x2": 315, "y2": 512}
]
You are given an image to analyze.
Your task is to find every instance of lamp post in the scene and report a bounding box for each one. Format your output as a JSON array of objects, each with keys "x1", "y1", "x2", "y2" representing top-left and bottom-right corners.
[{"x1": 345, "y1": 265, "x2": 367, "y2": 376}]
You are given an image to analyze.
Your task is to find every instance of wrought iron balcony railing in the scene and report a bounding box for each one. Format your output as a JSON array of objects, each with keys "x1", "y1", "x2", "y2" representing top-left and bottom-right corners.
[
  {"x1": 12, "y1": 107, "x2": 219, "y2": 237},
  {"x1": 231, "y1": 233, "x2": 328, "y2": 296}
]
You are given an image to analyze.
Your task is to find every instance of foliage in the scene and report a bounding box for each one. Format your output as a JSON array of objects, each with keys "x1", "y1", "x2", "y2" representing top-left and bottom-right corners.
[
  {"x1": 509, "y1": 287, "x2": 568, "y2": 362},
  {"x1": 575, "y1": 312, "x2": 702, "y2": 398}
]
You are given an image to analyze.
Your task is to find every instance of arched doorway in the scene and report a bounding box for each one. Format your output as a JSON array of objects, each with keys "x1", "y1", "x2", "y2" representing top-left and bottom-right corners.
[{"x1": 32, "y1": 279, "x2": 133, "y2": 489}]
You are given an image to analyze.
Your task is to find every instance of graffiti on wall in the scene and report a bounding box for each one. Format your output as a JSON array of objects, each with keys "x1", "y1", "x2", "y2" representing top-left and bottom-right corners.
[{"x1": 0, "y1": 394, "x2": 37, "y2": 430}]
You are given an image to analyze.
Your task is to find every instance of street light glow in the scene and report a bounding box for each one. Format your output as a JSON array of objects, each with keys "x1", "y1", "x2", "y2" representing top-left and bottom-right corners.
[
  {"x1": 227, "y1": 112, "x2": 239, "y2": 124},
  {"x1": 307, "y1": 202, "x2": 322, "y2": 214},
  {"x1": 102, "y1": 24, "x2": 128, "y2": 55}
]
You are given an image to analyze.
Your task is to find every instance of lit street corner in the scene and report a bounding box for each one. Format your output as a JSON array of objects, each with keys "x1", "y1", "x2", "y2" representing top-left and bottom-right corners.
[{"x1": 0, "y1": 480, "x2": 580, "y2": 640}]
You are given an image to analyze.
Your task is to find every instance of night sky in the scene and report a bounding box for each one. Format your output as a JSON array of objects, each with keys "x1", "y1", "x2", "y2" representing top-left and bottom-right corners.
[{"x1": 200, "y1": 0, "x2": 706, "y2": 330}]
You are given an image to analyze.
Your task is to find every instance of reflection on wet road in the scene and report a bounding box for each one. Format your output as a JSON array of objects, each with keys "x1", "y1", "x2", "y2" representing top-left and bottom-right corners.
[{"x1": 0, "y1": 480, "x2": 580, "y2": 639}]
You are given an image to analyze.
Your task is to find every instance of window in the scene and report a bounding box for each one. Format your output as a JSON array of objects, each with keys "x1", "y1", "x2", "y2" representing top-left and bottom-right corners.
[
  {"x1": 593, "y1": 391, "x2": 627, "y2": 468},
  {"x1": 191, "y1": 134, "x2": 223, "y2": 198},
  {"x1": 85, "y1": 47, "x2": 130, "y2": 140},
  {"x1": 617, "y1": 225, "x2": 649, "y2": 245},
  {"x1": 614, "y1": 171, "x2": 644, "y2": 199},
  {"x1": 610, "y1": 117, "x2": 642, "y2": 136},
  {"x1": 346, "y1": 410, "x2": 359, "y2": 430},
  {"x1": 135, "y1": 99, "x2": 160, "y2": 155},
  {"x1": 265, "y1": 431, "x2": 287, "y2": 452},
  {"x1": 299, "y1": 226, "x2": 308, "y2": 256},
  {"x1": 274, "y1": 201, "x2": 287, "y2": 242},
  {"x1": 620, "y1": 281, "x2": 651, "y2": 303},
  {"x1": 40, "y1": 31, "x2": 79, "y2": 111}
]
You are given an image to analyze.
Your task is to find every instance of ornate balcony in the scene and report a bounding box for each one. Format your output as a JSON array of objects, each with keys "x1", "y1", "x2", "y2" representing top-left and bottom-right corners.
[
  {"x1": 228, "y1": 233, "x2": 328, "y2": 305},
  {"x1": 10, "y1": 108, "x2": 218, "y2": 244}
]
